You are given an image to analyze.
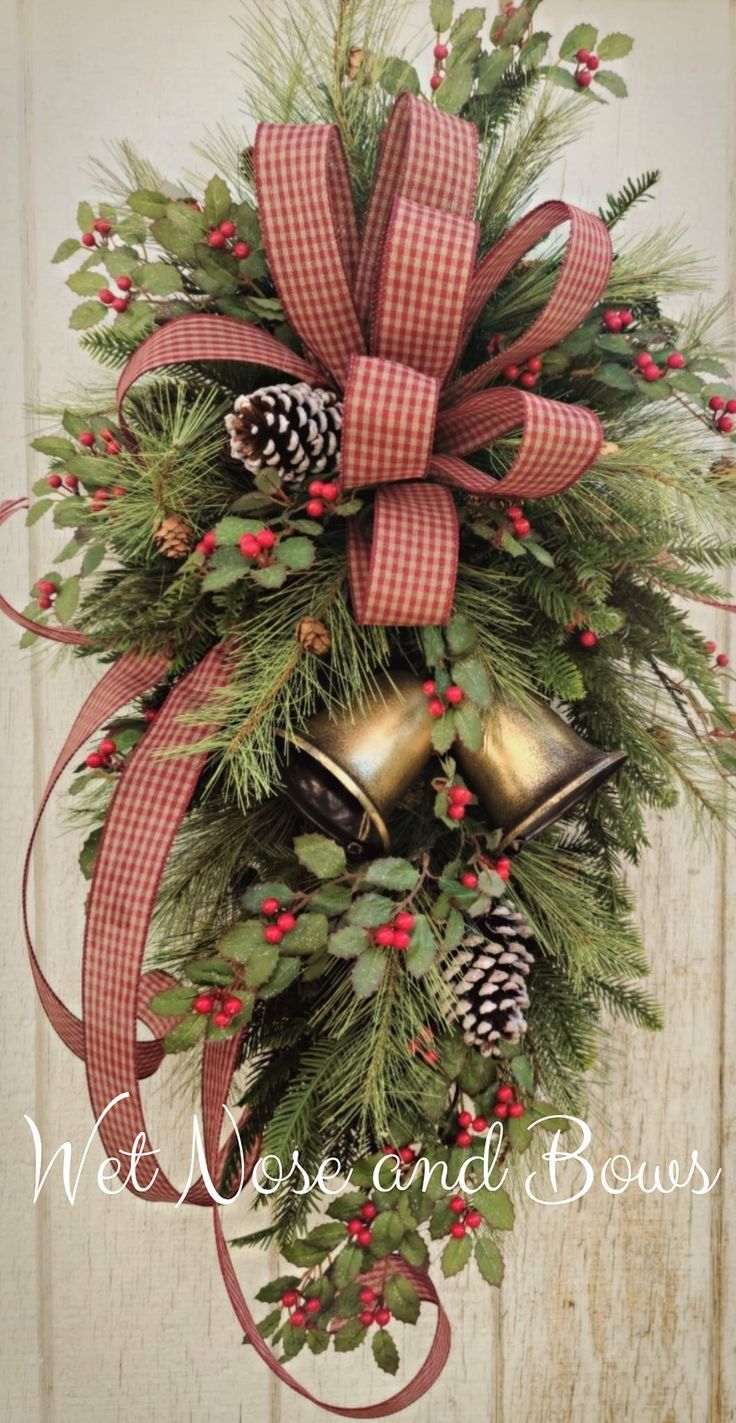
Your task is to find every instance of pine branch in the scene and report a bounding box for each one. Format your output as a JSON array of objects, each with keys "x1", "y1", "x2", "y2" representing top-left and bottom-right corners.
[{"x1": 598, "y1": 170, "x2": 661, "y2": 229}]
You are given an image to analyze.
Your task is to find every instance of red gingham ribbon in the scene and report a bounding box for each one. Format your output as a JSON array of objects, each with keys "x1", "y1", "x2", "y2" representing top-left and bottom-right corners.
[{"x1": 116, "y1": 95, "x2": 612, "y2": 625}]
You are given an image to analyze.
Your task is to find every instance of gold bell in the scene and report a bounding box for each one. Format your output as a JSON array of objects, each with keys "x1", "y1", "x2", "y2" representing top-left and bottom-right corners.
[
  {"x1": 456, "y1": 698, "x2": 626, "y2": 850},
  {"x1": 282, "y1": 672, "x2": 434, "y2": 854}
]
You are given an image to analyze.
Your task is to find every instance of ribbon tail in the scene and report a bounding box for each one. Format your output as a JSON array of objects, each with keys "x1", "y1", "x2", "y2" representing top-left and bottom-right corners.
[{"x1": 347, "y1": 484, "x2": 458, "y2": 626}]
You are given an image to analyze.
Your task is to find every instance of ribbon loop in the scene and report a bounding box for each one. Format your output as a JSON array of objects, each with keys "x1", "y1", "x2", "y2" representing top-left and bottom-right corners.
[{"x1": 341, "y1": 356, "x2": 439, "y2": 491}]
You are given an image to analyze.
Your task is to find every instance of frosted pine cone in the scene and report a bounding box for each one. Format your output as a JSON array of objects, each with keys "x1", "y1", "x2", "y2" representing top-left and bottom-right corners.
[
  {"x1": 154, "y1": 513, "x2": 195, "y2": 559},
  {"x1": 442, "y1": 903, "x2": 536, "y2": 1057},
  {"x1": 225, "y1": 382, "x2": 342, "y2": 488}
]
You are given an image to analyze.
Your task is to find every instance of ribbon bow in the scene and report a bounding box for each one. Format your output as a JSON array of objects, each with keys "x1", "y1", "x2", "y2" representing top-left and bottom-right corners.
[{"x1": 117, "y1": 93, "x2": 612, "y2": 624}]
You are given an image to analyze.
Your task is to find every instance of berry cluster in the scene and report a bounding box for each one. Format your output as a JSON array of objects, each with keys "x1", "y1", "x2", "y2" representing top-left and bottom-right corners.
[
  {"x1": 239, "y1": 527, "x2": 277, "y2": 560},
  {"x1": 196, "y1": 529, "x2": 217, "y2": 557},
  {"x1": 502, "y1": 501, "x2": 532, "y2": 541},
  {"x1": 305, "y1": 478, "x2": 340, "y2": 519},
  {"x1": 448, "y1": 1194, "x2": 483, "y2": 1238},
  {"x1": 430, "y1": 39, "x2": 449, "y2": 91},
  {"x1": 357, "y1": 1287, "x2": 392, "y2": 1330},
  {"x1": 85, "y1": 736, "x2": 119, "y2": 770},
  {"x1": 705, "y1": 640, "x2": 730, "y2": 669},
  {"x1": 707, "y1": 395, "x2": 736, "y2": 436},
  {"x1": 482, "y1": 854, "x2": 512, "y2": 881},
  {"x1": 492, "y1": 1081, "x2": 524, "y2": 1120},
  {"x1": 260, "y1": 897, "x2": 298, "y2": 944},
  {"x1": 34, "y1": 578, "x2": 57, "y2": 612},
  {"x1": 445, "y1": 784, "x2": 474, "y2": 822},
  {"x1": 346, "y1": 1199, "x2": 379, "y2": 1249},
  {"x1": 97, "y1": 275, "x2": 134, "y2": 315},
  {"x1": 279, "y1": 1287, "x2": 323, "y2": 1330},
  {"x1": 602, "y1": 308, "x2": 634, "y2": 333},
  {"x1": 90, "y1": 485, "x2": 126, "y2": 514},
  {"x1": 407, "y1": 1025, "x2": 440, "y2": 1065},
  {"x1": 575, "y1": 46, "x2": 600, "y2": 86},
  {"x1": 455, "y1": 1108, "x2": 488, "y2": 1148},
  {"x1": 206, "y1": 219, "x2": 251, "y2": 261},
  {"x1": 193, "y1": 988, "x2": 244, "y2": 1029},
  {"x1": 502, "y1": 354, "x2": 543, "y2": 389},
  {"x1": 372, "y1": 911, "x2": 415, "y2": 951},
  {"x1": 634, "y1": 350, "x2": 685, "y2": 384},
  {"x1": 423, "y1": 678, "x2": 464, "y2": 717},
  {"x1": 80, "y1": 216, "x2": 113, "y2": 249}
]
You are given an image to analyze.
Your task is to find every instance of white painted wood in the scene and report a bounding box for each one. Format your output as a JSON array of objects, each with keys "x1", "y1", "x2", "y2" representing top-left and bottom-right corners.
[{"x1": 0, "y1": 2, "x2": 733, "y2": 1420}]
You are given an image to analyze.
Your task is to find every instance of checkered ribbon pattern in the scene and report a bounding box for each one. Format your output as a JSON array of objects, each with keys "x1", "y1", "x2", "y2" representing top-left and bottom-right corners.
[
  {"x1": 1, "y1": 495, "x2": 450, "y2": 1413},
  {"x1": 116, "y1": 92, "x2": 612, "y2": 625}
]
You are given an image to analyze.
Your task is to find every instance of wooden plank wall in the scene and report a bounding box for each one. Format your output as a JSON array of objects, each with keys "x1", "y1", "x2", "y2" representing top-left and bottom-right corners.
[{"x1": 1, "y1": 2, "x2": 734, "y2": 1419}]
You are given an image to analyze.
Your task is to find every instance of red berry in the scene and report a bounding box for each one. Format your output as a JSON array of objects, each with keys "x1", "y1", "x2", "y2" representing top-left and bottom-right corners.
[
  {"x1": 86, "y1": 751, "x2": 104, "y2": 769},
  {"x1": 587, "y1": 54, "x2": 600, "y2": 70},
  {"x1": 308, "y1": 480, "x2": 324, "y2": 497},
  {"x1": 513, "y1": 517, "x2": 531, "y2": 538},
  {"x1": 519, "y1": 371, "x2": 538, "y2": 388},
  {"x1": 374, "y1": 1307, "x2": 391, "y2": 1327},
  {"x1": 239, "y1": 533, "x2": 260, "y2": 557},
  {"x1": 223, "y1": 995, "x2": 243, "y2": 1015},
  {"x1": 212, "y1": 1010, "x2": 232, "y2": 1028},
  {"x1": 394, "y1": 911, "x2": 415, "y2": 931},
  {"x1": 447, "y1": 804, "x2": 465, "y2": 821},
  {"x1": 263, "y1": 925, "x2": 283, "y2": 944},
  {"x1": 47, "y1": 473, "x2": 63, "y2": 488},
  {"x1": 232, "y1": 242, "x2": 251, "y2": 260},
  {"x1": 460, "y1": 871, "x2": 478, "y2": 888},
  {"x1": 391, "y1": 929, "x2": 411, "y2": 950},
  {"x1": 644, "y1": 365, "x2": 661, "y2": 382},
  {"x1": 717, "y1": 416, "x2": 734, "y2": 434},
  {"x1": 576, "y1": 48, "x2": 591, "y2": 63},
  {"x1": 422, "y1": 679, "x2": 437, "y2": 696},
  {"x1": 495, "y1": 856, "x2": 512, "y2": 874},
  {"x1": 357, "y1": 1227, "x2": 373, "y2": 1247},
  {"x1": 346, "y1": 1218, "x2": 363, "y2": 1236},
  {"x1": 716, "y1": 653, "x2": 730, "y2": 667},
  {"x1": 434, "y1": 42, "x2": 449, "y2": 60},
  {"x1": 201, "y1": 530, "x2": 217, "y2": 553},
  {"x1": 576, "y1": 68, "x2": 593, "y2": 87},
  {"x1": 506, "y1": 504, "x2": 523, "y2": 519},
  {"x1": 526, "y1": 356, "x2": 543, "y2": 375},
  {"x1": 502, "y1": 364, "x2": 520, "y2": 382},
  {"x1": 306, "y1": 499, "x2": 325, "y2": 518},
  {"x1": 636, "y1": 352, "x2": 654, "y2": 370},
  {"x1": 667, "y1": 352, "x2": 685, "y2": 369},
  {"x1": 449, "y1": 1195, "x2": 465, "y2": 1214},
  {"x1": 81, "y1": 232, "x2": 96, "y2": 247},
  {"x1": 194, "y1": 994, "x2": 215, "y2": 1015},
  {"x1": 472, "y1": 1116, "x2": 488, "y2": 1133},
  {"x1": 99, "y1": 738, "x2": 117, "y2": 757},
  {"x1": 144, "y1": 708, "x2": 159, "y2": 724},
  {"x1": 37, "y1": 580, "x2": 56, "y2": 595},
  {"x1": 92, "y1": 488, "x2": 108, "y2": 502},
  {"x1": 256, "y1": 528, "x2": 276, "y2": 549},
  {"x1": 579, "y1": 630, "x2": 598, "y2": 649},
  {"x1": 508, "y1": 1102, "x2": 525, "y2": 1118},
  {"x1": 98, "y1": 289, "x2": 115, "y2": 305},
  {"x1": 496, "y1": 1083, "x2": 514, "y2": 1103},
  {"x1": 457, "y1": 1110, "x2": 472, "y2": 1128},
  {"x1": 493, "y1": 862, "x2": 511, "y2": 881},
  {"x1": 219, "y1": 220, "x2": 237, "y2": 238},
  {"x1": 79, "y1": 431, "x2": 95, "y2": 447},
  {"x1": 619, "y1": 310, "x2": 634, "y2": 328},
  {"x1": 493, "y1": 1103, "x2": 509, "y2": 1120},
  {"x1": 430, "y1": 73, "x2": 444, "y2": 91},
  {"x1": 603, "y1": 311, "x2": 623, "y2": 333},
  {"x1": 709, "y1": 396, "x2": 725, "y2": 411},
  {"x1": 93, "y1": 218, "x2": 112, "y2": 235},
  {"x1": 207, "y1": 230, "x2": 227, "y2": 248},
  {"x1": 37, "y1": 595, "x2": 53, "y2": 610},
  {"x1": 105, "y1": 441, "x2": 121, "y2": 455},
  {"x1": 450, "y1": 1222, "x2": 466, "y2": 1239},
  {"x1": 305, "y1": 1296, "x2": 321, "y2": 1315},
  {"x1": 320, "y1": 482, "x2": 339, "y2": 503},
  {"x1": 112, "y1": 297, "x2": 129, "y2": 313},
  {"x1": 290, "y1": 1309, "x2": 307, "y2": 1328},
  {"x1": 449, "y1": 786, "x2": 472, "y2": 805},
  {"x1": 705, "y1": 640, "x2": 718, "y2": 654},
  {"x1": 398, "y1": 1146, "x2": 415, "y2": 1165},
  {"x1": 359, "y1": 1310, "x2": 375, "y2": 1327},
  {"x1": 359, "y1": 1286, "x2": 376, "y2": 1304},
  {"x1": 727, "y1": 400, "x2": 736, "y2": 414},
  {"x1": 456, "y1": 1130, "x2": 472, "y2": 1148},
  {"x1": 361, "y1": 1202, "x2": 378, "y2": 1222},
  {"x1": 276, "y1": 912, "x2": 297, "y2": 932},
  {"x1": 375, "y1": 925, "x2": 396, "y2": 948},
  {"x1": 281, "y1": 1289, "x2": 299, "y2": 1308},
  {"x1": 261, "y1": 897, "x2": 280, "y2": 916},
  {"x1": 428, "y1": 698, "x2": 445, "y2": 718},
  {"x1": 466, "y1": 1209, "x2": 483, "y2": 1229},
  {"x1": 115, "y1": 275, "x2": 133, "y2": 292},
  {"x1": 445, "y1": 684, "x2": 464, "y2": 705}
]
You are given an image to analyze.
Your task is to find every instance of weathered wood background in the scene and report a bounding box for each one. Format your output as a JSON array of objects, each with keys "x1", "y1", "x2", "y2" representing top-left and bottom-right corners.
[{"x1": 1, "y1": 2, "x2": 734, "y2": 1419}]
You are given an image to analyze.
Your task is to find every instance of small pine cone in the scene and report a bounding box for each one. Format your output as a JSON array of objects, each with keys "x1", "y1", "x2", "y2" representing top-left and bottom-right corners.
[
  {"x1": 296, "y1": 617, "x2": 331, "y2": 656},
  {"x1": 225, "y1": 382, "x2": 343, "y2": 488},
  {"x1": 154, "y1": 514, "x2": 195, "y2": 559},
  {"x1": 441, "y1": 903, "x2": 536, "y2": 1057}
]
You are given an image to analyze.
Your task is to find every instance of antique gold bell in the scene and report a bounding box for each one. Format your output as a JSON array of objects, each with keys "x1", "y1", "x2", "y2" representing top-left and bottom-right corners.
[
  {"x1": 282, "y1": 672, "x2": 434, "y2": 854},
  {"x1": 457, "y1": 698, "x2": 626, "y2": 850}
]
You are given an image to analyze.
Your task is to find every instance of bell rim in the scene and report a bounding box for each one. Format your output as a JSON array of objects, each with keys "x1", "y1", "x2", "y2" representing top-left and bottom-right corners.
[
  {"x1": 499, "y1": 748, "x2": 627, "y2": 850},
  {"x1": 286, "y1": 732, "x2": 391, "y2": 851}
]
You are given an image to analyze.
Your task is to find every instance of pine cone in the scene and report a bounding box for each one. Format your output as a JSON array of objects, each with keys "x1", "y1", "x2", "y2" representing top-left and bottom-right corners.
[
  {"x1": 154, "y1": 514, "x2": 195, "y2": 559},
  {"x1": 225, "y1": 382, "x2": 343, "y2": 488},
  {"x1": 296, "y1": 617, "x2": 331, "y2": 655},
  {"x1": 442, "y1": 903, "x2": 536, "y2": 1057}
]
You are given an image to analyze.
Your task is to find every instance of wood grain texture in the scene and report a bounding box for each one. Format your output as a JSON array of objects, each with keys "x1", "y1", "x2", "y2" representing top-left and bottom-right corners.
[{"x1": 0, "y1": 2, "x2": 733, "y2": 1420}]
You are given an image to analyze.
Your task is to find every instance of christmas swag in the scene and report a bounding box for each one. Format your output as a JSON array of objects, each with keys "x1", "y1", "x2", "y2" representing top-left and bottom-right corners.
[{"x1": 5, "y1": 0, "x2": 736, "y2": 1412}]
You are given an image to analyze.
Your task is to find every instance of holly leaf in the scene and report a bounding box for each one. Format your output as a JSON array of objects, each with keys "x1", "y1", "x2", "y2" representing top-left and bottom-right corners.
[
  {"x1": 332, "y1": 1244, "x2": 363, "y2": 1288},
  {"x1": 52, "y1": 237, "x2": 82, "y2": 263},
  {"x1": 26, "y1": 498, "x2": 54, "y2": 526},
  {"x1": 449, "y1": 6, "x2": 484, "y2": 43},
  {"x1": 185, "y1": 957, "x2": 234, "y2": 986},
  {"x1": 446, "y1": 612, "x2": 478, "y2": 656},
  {"x1": 81, "y1": 541, "x2": 105, "y2": 576},
  {"x1": 203, "y1": 175, "x2": 233, "y2": 227},
  {"x1": 258, "y1": 957, "x2": 300, "y2": 998},
  {"x1": 217, "y1": 919, "x2": 264, "y2": 962},
  {"x1": 275, "y1": 536, "x2": 315, "y2": 570},
  {"x1": 364, "y1": 857, "x2": 418, "y2": 892},
  {"x1": 369, "y1": 1209, "x2": 404, "y2": 1257},
  {"x1": 475, "y1": 47, "x2": 514, "y2": 94},
  {"x1": 435, "y1": 62, "x2": 475, "y2": 114},
  {"x1": 252, "y1": 562, "x2": 287, "y2": 590},
  {"x1": 164, "y1": 1013, "x2": 207, "y2": 1054},
  {"x1": 32, "y1": 436, "x2": 77, "y2": 459},
  {"x1": 595, "y1": 361, "x2": 637, "y2": 391},
  {"x1": 70, "y1": 300, "x2": 106, "y2": 330},
  {"x1": 255, "y1": 1275, "x2": 301, "y2": 1304},
  {"x1": 454, "y1": 700, "x2": 484, "y2": 751},
  {"x1": 140, "y1": 261, "x2": 182, "y2": 295},
  {"x1": 105, "y1": 246, "x2": 142, "y2": 279},
  {"x1": 352, "y1": 947, "x2": 387, "y2": 998},
  {"x1": 346, "y1": 893, "x2": 394, "y2": 928},
  {"x1": 559, "y1": 23, "x2": 598, "y2": 61},
  {"x1": 280, "y1": 912, "x2": 328, "y2": 954},
  {"x1": 333, "y1": 1317, "x2": 368, "y2": 1352},
  {"x1": 77, "y1": 200, "x2": 94, "y2": 231},
  {"x1": 379, "y1": 57, "x2": 421, "y2": 95},
  {"x1": 243, "y1": 942, "x2": 279, "y2": 988},
  {"x1": 372, "y1": 1328, "x2": 399, "y2": 1376},
  {"x1": 429, "y1": 1200, "x2": 454, "y2": 1239},
  {"x1": 506, "y1": 1114, "x2": 531, "y2": 1153},
  {"x1": 543, "y1": 64, "x2": 580, "y2": 91},
  {"x1": 329, "y1": 925, "x2": 368, "y2": 959},
  {"x1": 202, "y1": 561, "x2": 248, "y2": 592},
  {"x1": 310, "y1": 883, "x2": 353, "y2": 916},
  {"x1": 384, "y1": 1273, "x2": 420, "y2": 1323},
  {"x1": 54, "y1": 576, "x2": 80, "y2": 625},
  {"x1": 242, "y1": 880, "x2": 294, "y2": 913},
  {"x1": 441, "y1": 1232, "x2": 472, "y2": 1277},
  {"x1": 431, "y1": 709, "x2": 456, "y2": 754},
  {"x1": 149, "y1": 986, "x2": 197, "y2": 1016},
  {"x1": 430, "y1": 0, "x2": 453, "y2": 31},
  {"x1": 475, "y1": 1235, "x2": 504, "y2": 1286},
  {"x1": 471, "y1": 1185, "x2": 515, "y2": 1230},
  {"x1": 597, "y1": 32, "x2": 633, "y2": 61},
  {"x1": 294, "y1": 833, "x2": 346, "y2": 879},
  {"x1": 399, "y1": 1230, "x2": 429, "y2": 1269},
  {"x1": 404, "y1": 916, "x2": 436, "y2": 978},
  {"x1": 594, "y1": 69, "x2": 628, "y2": 99},
  {"x1": 127, "y1": 188, "x2": 168, "y2": 218},
  {"x1": 67, "y1": 270, "x2": 106, "y2": 297},
  {"x1": 452, "y1": 655, "x2": 492, "y2": 708},
  {"x1": 524, "y1": 539, "x2": 555, "y2": 568},
  {"x1": 305, "y1": 1221, "x2": 346, "y2": 1253},
  {"x1": 511, "y1": 1053, "x2": 534, "y2": 1093}
]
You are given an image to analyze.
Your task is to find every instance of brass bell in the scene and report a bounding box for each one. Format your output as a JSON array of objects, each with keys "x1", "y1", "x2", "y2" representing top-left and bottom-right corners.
[
  {"x1": 456, "y1": 697, "x2": 626, "y2": 850},
  {"x1": 282, "y1": 672, "x2": 434, "y2": 854}
]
